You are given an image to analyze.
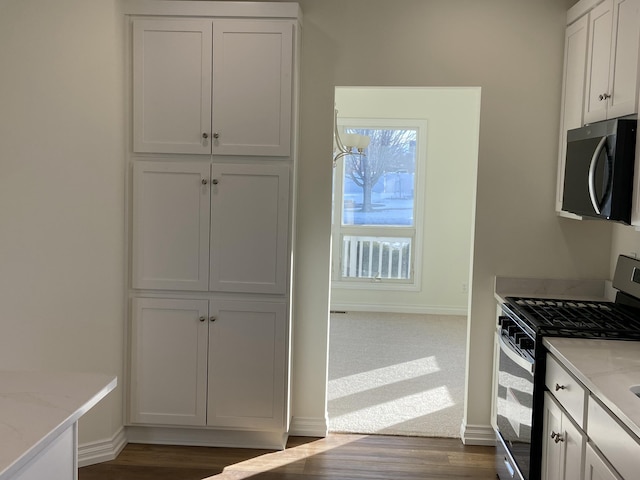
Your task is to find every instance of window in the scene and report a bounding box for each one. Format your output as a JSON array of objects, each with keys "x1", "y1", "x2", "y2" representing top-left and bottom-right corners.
[{"x1": 332, "y1": 118, "x2": 426, "y2": 289}]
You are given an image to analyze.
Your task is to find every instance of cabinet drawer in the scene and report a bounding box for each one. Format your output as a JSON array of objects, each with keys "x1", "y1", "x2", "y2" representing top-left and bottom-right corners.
[
  {"x1": 546, "y1": 354, "x2": 587, "y2": 428},
  {"x1": 587, "y1": 396, "x2": 640, "y2": 480}
]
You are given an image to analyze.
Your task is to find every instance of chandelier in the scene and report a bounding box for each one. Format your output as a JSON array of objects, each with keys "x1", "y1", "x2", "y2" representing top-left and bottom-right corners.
[{"x1": 333, "y1": 108, "x2": 370, "y2": 167}]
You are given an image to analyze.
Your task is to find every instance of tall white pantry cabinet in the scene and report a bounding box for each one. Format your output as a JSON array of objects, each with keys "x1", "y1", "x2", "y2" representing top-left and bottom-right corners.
[{"x1": 123, "y1": 1, "x2": 301, "y2": 449}]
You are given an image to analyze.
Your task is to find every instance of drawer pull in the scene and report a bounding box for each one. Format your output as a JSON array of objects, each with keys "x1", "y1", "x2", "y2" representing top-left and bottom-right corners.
[
  {"x1": 555, "y1": 383, "x2": 566, "y2": 391},
  {"x1": 550, "y1": 431, "x2": 564, "y2": 443}
]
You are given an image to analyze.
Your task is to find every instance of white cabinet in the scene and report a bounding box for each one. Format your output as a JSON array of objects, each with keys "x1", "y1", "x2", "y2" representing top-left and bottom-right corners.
[
  {"x1": 132, "y1": 18, "x2": 293, "y2": 156},
  {"x1": 125, "y1": 1, "x2": 299, "y2": 447},
  {"x1": 541, "y1": 392, "x2": 585, "y2": 480},
  {"x1": 132, "y1": 161, "x2": 290, "y2": 294},
  {"x1": 207, "y1": 300, "x2": 287, "y2": 429},
  {"x1": 209, "y1": 164, "x2": 289, "y2": 294},
  {"x1": 583, "y1": 0, "x2": 640, "y2": 124},
  {"x1": 584, "y1": 443, "x2": 623, "y2": 480},
  {"x1": 132, "y1": 162, "x2": 211, "y2": 291},
  {"x1": 556, "y1": 0, "x2": 640, "y2": 216},
  {"x1": 130, "y1": 297, "x2": 209, "y2": 426},
  {"x1": 542, "y1": 354, "x2": 587, "y2": 480},
  {"x1": 556, "y1": 14, "x2": 590, "y2": 214},
  {"x1": 587, "y1": 395, "x2": 640, "y2": 480},
  {"x1": 130, "y1": 297, "x2": 287, "y2": 430}
]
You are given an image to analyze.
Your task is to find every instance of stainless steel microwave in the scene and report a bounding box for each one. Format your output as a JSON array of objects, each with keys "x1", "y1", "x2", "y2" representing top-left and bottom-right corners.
[{"x1": 562, "y1": 117, "x2": 637, "y2": 224}]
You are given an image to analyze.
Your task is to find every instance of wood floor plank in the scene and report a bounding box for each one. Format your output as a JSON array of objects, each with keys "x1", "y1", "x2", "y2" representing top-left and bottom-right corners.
[{"x1": 79, "y1": 434, "x2": 497, "y2": 480}]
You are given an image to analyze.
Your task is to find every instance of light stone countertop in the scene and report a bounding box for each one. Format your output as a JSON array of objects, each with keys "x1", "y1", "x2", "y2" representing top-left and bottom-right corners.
[
  {"x1": 0, "y1": 371, "x2": 117, "y2": 479},
  {"x1": 543, "y1": 338, "x2": 640, "y2": 439}
]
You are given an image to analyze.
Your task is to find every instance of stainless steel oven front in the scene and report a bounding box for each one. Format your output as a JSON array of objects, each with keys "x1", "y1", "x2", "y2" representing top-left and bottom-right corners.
[{"x1": 495, "y1": 320, "x2": 536, "y2": 480}]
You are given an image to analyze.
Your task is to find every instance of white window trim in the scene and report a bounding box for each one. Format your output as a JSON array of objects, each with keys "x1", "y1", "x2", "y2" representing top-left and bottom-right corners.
[{"x1": 332, "y1": 117, "x2": 427, "y2": 292}]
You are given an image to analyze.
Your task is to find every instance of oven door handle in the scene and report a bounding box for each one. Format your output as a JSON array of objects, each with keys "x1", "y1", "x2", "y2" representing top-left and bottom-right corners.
[{"x1": 498, "y1": 333, "x2": 534, "y2": 375}]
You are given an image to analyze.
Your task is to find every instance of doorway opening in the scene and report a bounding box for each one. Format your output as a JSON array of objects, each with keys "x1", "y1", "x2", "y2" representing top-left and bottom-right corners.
[{"x1": 328, "y1": 86, "x2": 480, "y2": 438}]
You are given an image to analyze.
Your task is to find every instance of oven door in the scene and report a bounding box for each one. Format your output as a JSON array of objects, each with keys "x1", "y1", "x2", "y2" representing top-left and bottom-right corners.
[{"x1": 495, "y1": 331, "x2": 534, "y2": 480}]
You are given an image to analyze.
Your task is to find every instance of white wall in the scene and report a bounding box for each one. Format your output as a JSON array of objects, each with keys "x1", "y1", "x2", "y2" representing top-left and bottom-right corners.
[
  {"x1": 288, "y1": 0, "x2": 613, "y2": 439},
  {"x1": 0, "y1": 0, "x2": 125, "y2": 446},
  {"x1": 330, "y1": 87, "x2": 479, "y2": 315}
]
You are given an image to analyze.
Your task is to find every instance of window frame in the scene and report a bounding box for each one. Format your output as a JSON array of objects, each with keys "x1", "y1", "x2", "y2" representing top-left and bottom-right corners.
[{"x1": 331, "y1": 117, "x2": 427, "y2": 291}]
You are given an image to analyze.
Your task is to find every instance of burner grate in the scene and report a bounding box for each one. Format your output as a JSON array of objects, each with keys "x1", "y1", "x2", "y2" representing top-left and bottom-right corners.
[{"x1": 506, "y1": 297, "x2": 640, "y2": 337}]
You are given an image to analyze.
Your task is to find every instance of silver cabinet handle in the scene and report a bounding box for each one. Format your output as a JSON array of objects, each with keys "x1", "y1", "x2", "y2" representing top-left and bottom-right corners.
[
  {"x1": 202, "y1": 132, "x2": 208, "y2": 139},
  {"x1": 598, "y1": 93, "x2": 612, "y2": 101},
  {"x1": 213, "y1": 132, "x2": 220, "y2": 139},
  {"x1": 199, "y1": 316, "x2": 206, "y2": 322},
  {"x1": 210, "y1": 316, "x2": 216, "y2": 322},
  {"x1": 202, "y1": 179, "x2": 208, "y2": 185},
  {"x1": 212, "y1": 179, "x2": 219, "y2": 185},
  {"x1": 550, "y1": 431, "x2": 564, "y2": 443},
  {"x1": 555, "y1": 383, "x2": 566, "y2": 391}
]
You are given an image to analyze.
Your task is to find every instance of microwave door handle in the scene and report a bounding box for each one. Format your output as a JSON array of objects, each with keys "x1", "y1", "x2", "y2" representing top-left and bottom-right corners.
[{"x1": 588, "y1": 135, "x2": 607, "y2": 214}]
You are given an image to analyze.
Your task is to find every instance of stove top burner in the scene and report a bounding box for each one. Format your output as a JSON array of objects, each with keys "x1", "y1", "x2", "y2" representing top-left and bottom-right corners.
[{"x1": 505, "y1": 297, "x2": 640, "y2": 339}]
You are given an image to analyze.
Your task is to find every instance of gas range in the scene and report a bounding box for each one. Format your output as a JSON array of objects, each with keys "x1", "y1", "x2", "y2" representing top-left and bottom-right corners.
[{"x1": 502, "y1": 296, "x2": 640, "y2": 340}]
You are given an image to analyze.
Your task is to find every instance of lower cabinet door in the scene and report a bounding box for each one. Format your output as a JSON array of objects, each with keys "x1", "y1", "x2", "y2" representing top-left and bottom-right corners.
[
  {"x1": 130, "y1": 297, "x2": 209, "y2": 426},
  {"x1": 207, "y1": 300, "x2": 287, "y2": 429},
  {"x1": 542, "y1": 393, "x2": 565, "y2": 480},
  {"x1": 542, "y1": 392, "x2": 585, "y2": 480},
  {"x1": 584, "y1": 442, "x2": 623, "y2": 480}
]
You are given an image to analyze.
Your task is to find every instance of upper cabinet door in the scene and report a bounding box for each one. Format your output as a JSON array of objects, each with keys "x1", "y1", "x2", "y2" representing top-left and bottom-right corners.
[
  {"x1": 584, "y1": 0, "x2": 614, "y2": 124},
  {"x1": 211, "y1": 20, "x2": 293, "y2": 156},
  {"x1": 209, "y1": 164, "x2": 290, "y2": 294},
  {"x1": 556, "y1": 14, "x2": 589, "y2": 213},
  {"x1": 133, "y1": 19, "x2": 213, "y2": 154},
  {"x1": 607, "y1": 0, "x2": 640, "y2": 119},
  {"x1": 132, "y1": 161, "x2": 211, "y2": 291},
  {"x1": 584, "y1": 0, "x2": 640, "y2": 123}
]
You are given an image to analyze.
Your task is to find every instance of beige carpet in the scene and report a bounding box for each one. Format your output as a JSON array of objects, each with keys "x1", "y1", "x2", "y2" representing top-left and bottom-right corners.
[{"x1": 328, "y1": 312, "x2": 467, "y2": 438}]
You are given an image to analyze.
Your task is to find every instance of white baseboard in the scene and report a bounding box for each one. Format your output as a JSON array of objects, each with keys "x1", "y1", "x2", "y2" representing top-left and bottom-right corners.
[
  {"x1": 330, "y1": 303, "x2": 468, "y2": 316},
  {"x1": 289, "y1": 416, "x2": 327, "y2": 437},
  {"x1": 459, "y1": 422, "x2": 496, "y2": 446},
  {"x1": 126, "y1": 426, "x2": 288, "y2": 450},
  {"x1": 78, "y1": 426, "x2": 127, "y2": 467}
]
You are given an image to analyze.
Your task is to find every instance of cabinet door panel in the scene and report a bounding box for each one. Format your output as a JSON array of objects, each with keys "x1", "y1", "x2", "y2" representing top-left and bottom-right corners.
[
  {"x1": 207, "y1": 301, "x2": 286, "y2": 429},
  {"x1": 557, "y1": 14, "x2": 589, "y2": 213},
  {"x1": 584, "y1": 1, "x2": 614, "y2": 124},
  {"x1": 212, "y1": 20, "x2": 293, "y2": 156},
  {"x1": 584, "y1": 443, "x2": 623, "y2": 480},
  {"x1": 133, "y1": 19, "x2": 212, "y2": 154},
  {"x1": 607, "y1": 0, "x2": 640, "y2": 119},
  {"x1": 130, "y1": 298, "x2": 209, "y2": 426},
  {"x1": 210, "y1": 164, "x2": 289, "y2": 293},
  {"x1": 542, "y1": 393, "x2": 565, "y2": 480},
  {"x1": 132, "y1": 162, "x2": 210, "y2": 291}
]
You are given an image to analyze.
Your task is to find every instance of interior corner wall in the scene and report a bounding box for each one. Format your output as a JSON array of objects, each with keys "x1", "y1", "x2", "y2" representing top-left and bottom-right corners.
[
  {"x1": 331, "y1": 87, "x2": 480, "y2": 316},
  {"x1": 0, "y1": 0, "x2": 126, "y2": 446}
]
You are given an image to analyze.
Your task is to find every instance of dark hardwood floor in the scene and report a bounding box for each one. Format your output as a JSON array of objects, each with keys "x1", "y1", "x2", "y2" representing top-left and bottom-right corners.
[{"x1": 79, "y1": 434, "x2": 497, "y2": 479}]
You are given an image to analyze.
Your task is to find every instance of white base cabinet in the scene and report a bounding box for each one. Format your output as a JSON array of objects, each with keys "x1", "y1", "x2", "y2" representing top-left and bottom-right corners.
[
  {"x1": 541, "y1": 392, "x2": 585, "y2": 480},
  {"x1": 130, "y1": 297, "x2": 287, "y2": 431},
  {"x1": 584, "y1": 443, "x2": 622, "y2": 480}
]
